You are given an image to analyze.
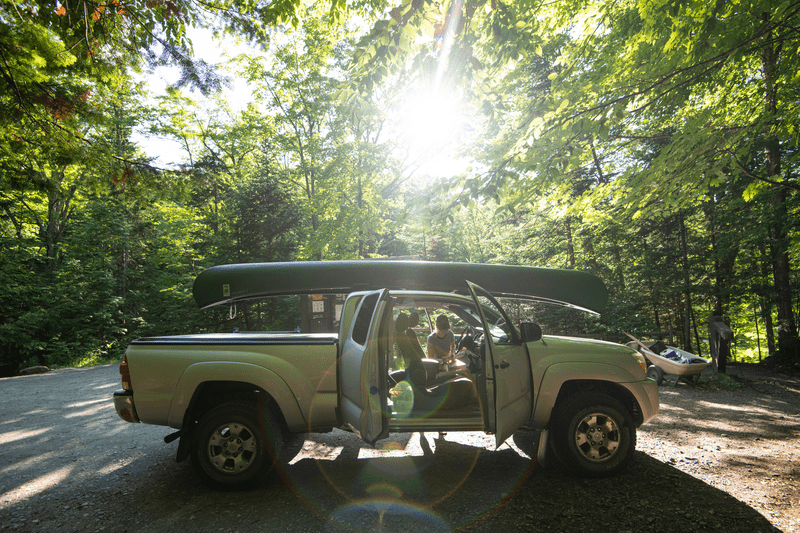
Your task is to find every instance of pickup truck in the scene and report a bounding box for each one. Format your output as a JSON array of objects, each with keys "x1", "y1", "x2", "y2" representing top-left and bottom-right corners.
[{"x1": 113, "y1": 261, "x2": 658, "y2": 488}]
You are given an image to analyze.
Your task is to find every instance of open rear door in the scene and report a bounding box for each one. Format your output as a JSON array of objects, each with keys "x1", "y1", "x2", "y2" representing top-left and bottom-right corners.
[
  {"x1": 338, "y1": 289, "x2": 392, "y2": 446},
  {"x1": 467, "y1": 282, "x2": 533, "y2": 447}
]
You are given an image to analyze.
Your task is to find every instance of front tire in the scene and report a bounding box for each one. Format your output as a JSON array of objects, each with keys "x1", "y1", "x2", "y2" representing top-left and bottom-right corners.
[
  {"x1": 550, "y1": 392, "x2": 635, "y2": 477},
  {"x1": 191, "y1": 402, "x2": 282, "y2": 488}
]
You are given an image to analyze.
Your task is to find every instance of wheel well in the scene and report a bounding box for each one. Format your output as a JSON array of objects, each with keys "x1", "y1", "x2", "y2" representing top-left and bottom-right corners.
[
  {"x1": 552, "y1": 380, "x2": 643, "y2": 426},
  {"x1": 175, "y1": 381, "x2": 287, "y2": 463}
]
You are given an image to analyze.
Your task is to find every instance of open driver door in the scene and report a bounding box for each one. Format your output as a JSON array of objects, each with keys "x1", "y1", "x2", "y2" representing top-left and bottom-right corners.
[{"x1": 467, "y1": 281, "x2": 533, "y2": 447}]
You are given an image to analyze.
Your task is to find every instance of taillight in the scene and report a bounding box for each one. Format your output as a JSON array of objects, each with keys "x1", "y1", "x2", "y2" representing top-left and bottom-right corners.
[{"x1": 120, "y1": 353, "x2": 132, "y2": 391}]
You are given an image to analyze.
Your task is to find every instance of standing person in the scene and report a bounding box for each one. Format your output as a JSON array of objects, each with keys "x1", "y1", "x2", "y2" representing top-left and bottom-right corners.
[{"x1": 427, "y1": 314, "x2": 455, "y2": 365}]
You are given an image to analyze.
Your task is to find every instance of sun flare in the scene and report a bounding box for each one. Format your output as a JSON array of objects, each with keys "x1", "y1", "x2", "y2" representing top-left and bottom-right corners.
[
  {"x1": 394, "y1": 89, "x2": 470, "y2": 177},
  {"x1": 398, "y1": 90, "x2": 466, "y2": 154}
]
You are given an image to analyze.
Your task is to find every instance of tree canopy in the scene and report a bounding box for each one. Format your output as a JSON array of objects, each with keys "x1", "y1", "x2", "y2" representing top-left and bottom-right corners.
[{"x1": 0, "y1": 0, "x2": 798, "y2": 375}]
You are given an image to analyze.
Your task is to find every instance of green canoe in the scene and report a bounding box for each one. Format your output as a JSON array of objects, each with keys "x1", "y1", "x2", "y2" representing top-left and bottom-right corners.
[{"x1": 192, "y1": 261, "x2": 608, "y2": 314}]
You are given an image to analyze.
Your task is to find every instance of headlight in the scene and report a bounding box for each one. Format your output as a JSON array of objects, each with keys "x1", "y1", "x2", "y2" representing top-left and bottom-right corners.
[{"x1": 630, "y1": 350, "x2": 647, "y2": 372}]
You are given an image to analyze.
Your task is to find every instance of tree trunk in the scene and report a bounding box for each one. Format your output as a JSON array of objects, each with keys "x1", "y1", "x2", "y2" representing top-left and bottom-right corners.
[
  {"x1": 679, "y1": 215, "x2": 693, "y2": 352},
  {"x1": 708, "y1": 194, "x2": 738, "y2": 316},
  {"x1": 762, "y1": 24, "x2": 799, "y2": 361},
  {"x1": 565, "y1": 216, "x2": 575, "y2": 268},
  {"x1": 654, "y1": 307, "x2": 661, "y2": 337},
  {"x1": 755, "y1": 248, "x2": 777, "y2": 356},
  {"x1": 358, "y1": 174, "x2": 365, "y2": 258},
  {"x1": 691, "y1": 305, "x2": 702, "y2": 357},
  {"x1": 769, "y1": 187, "x2": 798, "y2": 360},
  {"x1": 42, "y1": 170, "x2": 78, "y2": 271}
]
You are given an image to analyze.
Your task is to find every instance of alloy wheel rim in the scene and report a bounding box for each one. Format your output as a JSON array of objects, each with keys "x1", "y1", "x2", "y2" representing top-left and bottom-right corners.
[
  {"x1": 207, "y1": 422, "x2": 258, "y2": 474},
  {"x1": 574, "y1": 412, "x2": 621, "y2": 462}
]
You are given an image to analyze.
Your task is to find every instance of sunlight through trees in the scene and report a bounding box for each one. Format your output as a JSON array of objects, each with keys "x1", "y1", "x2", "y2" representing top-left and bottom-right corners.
[{"x1": 1, "y1": 0, "x2": 797, "y2": 374}]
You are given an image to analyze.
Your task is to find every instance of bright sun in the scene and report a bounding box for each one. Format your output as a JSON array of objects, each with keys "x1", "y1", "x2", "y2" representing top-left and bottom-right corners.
[{"x1": 397, "y1": 89, "x2": 467, "y2": 171}]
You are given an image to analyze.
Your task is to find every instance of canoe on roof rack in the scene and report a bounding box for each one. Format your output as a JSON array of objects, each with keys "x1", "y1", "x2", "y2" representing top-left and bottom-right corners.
[{"x1": 192, "y1": 260, "x2": 609, "y2": 314}]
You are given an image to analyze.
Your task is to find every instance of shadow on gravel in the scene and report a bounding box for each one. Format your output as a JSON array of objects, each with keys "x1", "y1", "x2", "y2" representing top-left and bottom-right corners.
[
  {"x1": 494, "y1": 452, "x2": 780, "y2": 533},
  {"x1": 0, "y1": 364, "x2": 784, "y2": 532},
  {"x1": 0, "y1": 365, "x2": 163, "y2": 492},
  {"x1": 72, "y1": 434, "x2": 779, "y2": 533},
  {"x1": 0, "y1": 365, "x2": 176, "y2": 531}
]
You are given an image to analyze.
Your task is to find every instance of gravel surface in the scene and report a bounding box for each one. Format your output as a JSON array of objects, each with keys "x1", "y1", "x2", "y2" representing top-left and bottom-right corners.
[{"x1": 0, "y1": 362, "x2": 798, "y2": 532}]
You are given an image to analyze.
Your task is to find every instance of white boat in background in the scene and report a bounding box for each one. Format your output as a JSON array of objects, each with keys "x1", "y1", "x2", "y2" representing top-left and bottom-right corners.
[{"x1": 624, "y1": 335, "x2": 711, "y2": 385}]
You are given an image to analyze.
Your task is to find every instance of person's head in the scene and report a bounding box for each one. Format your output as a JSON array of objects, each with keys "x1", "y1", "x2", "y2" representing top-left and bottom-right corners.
[
  {"x1": 435, "y1": 314, "x2": 450, "y2": 332},
  {"x1": 395, "y1": 313, "x2": 409, "y2": 333}
]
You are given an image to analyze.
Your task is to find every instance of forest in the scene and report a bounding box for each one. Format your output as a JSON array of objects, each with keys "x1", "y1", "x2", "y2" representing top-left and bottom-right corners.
[{"x1": 0, "y1": 0, "x2": 798, "y2": 376}]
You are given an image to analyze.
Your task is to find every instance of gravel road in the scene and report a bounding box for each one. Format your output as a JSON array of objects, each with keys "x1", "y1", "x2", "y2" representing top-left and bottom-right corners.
[{"x1": 0, "y1": 363, "x2": 797, "y2": 532}]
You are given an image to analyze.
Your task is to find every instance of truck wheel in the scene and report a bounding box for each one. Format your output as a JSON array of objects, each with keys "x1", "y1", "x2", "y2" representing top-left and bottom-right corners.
[
  {"x1": 550, "y1": 393, "x2": 635, "y2": 477},
  {"x1": 191, "y1": 402, "x2": 282, "y2": 488}
]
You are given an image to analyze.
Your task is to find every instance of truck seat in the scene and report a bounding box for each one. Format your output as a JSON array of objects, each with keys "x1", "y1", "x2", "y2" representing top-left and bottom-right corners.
[
  {"x1": 393, "y1": 313, "x2": 481, "y2": 419},
  {"x1": 409, "y1": 376, "x2": 481, "y2": 419}
]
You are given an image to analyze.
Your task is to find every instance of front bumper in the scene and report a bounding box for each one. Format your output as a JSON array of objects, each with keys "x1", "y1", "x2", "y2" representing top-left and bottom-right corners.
[
  {"x1": 628, "y1": 378, "x2": 660, "y2": 425},
  {"x1": 113, "y1": 390, "x2": 140, "y2": 423}
]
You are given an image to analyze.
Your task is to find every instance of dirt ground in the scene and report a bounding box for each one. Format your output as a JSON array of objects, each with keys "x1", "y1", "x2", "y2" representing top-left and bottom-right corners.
[
  {"x1": 0, "y1": 361, "x2": 798, "y2": 532},
  {"x1": 499, "y1": 360, "x2": 800, "y2": 533},
  {"x1": 630, "y1": 362, "x2": 800, "y2": 532}
]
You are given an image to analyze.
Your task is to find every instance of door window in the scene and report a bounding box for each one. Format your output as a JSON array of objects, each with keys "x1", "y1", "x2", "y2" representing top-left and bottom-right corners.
[
  {"x1": 352, "y1": 292, "x2": 379, "y2": 345},
  {"x1": 471, "y1": 295, "x2": 519, "y2": 345}
]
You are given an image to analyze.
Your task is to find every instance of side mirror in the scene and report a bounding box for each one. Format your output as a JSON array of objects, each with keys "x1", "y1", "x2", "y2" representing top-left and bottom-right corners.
[{"x1": 519, "y1": 322, "x2": 542, "y2": 343}]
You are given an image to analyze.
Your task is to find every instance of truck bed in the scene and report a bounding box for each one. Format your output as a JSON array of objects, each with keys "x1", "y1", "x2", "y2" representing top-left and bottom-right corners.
[{"x1": 126, "y1": 332, "x2": 340, "y2": 430}]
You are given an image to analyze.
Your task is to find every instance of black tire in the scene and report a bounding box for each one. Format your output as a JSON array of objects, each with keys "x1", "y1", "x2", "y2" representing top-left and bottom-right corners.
[
  {"x1": 191, "y1": 402, "x2": 282, "y2": 488},
  {"x1": 647, "y1": 365, "x2": 664, "y2": 385},
  {"x1": 549, "y1": 392, "x2": 636, "y2": 477}
]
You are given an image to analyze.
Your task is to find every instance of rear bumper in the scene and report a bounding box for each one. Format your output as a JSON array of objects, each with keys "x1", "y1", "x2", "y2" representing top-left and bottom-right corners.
[{"x1": 113, "y1": 390, "x2": 140, "y2": 423}]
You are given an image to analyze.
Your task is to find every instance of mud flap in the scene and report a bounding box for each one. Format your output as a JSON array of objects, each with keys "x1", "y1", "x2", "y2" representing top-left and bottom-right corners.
[
  {"x1": 537, "y1": 429, "x2": 552, "y2": 468},
  {"x1": 176, "y1": 422, "x2": 196, "y2": 463}
]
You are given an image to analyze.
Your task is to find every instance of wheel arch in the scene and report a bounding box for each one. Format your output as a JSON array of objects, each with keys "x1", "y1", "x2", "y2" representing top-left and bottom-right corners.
[
  {"x1": 551, "y1": 380, "x2": 642, "y2": 426},
  {"x1": 532, "y1": 362, "x2": 645, "y2": 430},
  {"x1": 170, "y1": 363, "x2": 306, "y2": 463},
  {"x1": 169, "y1": 362, "x2": 306, "y2": 429}
]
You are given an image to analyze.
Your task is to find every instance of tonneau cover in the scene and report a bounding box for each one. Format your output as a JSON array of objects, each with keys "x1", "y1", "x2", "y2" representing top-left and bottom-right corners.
[
  {"x1": 192, "y1": 261, "x2": 608, "y2": 314},
  {"x1": 131, "y1": 333, "x2": 338, "y2": 345}
]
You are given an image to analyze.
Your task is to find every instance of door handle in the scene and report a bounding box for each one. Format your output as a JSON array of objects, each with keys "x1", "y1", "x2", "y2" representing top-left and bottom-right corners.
[{"x1": 496, "y1": 361, "x2": 510, "y2": 369}]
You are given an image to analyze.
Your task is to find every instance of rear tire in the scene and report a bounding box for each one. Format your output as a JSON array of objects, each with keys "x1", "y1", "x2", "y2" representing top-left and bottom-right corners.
[
  {"x1": 191, "y1": 402, "x2": 282, "y2": 488},
  {"x1": 550, "y1": 392, "x2": 636, "y2": 477}
]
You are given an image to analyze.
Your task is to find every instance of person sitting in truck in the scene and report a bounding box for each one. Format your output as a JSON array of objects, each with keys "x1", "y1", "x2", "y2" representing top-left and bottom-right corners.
[
  {"x1": 395, "y1": 312, "x2": 477, "y2": 417},
  {"x1": 395, "y1": 313, "x2": 427, "y2": 387},
  {"x1": 427, "y1": 314, "x2": 456, "y2": 366}
]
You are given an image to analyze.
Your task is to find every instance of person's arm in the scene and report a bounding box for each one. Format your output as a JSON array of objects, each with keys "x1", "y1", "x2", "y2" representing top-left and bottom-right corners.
[{"x1": 448, "y1": 331, "x2": 455, "y2": 360}]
